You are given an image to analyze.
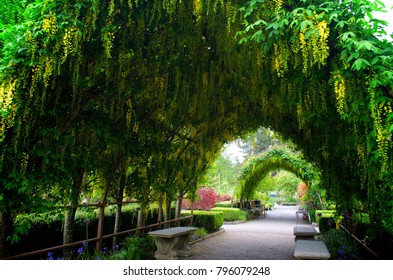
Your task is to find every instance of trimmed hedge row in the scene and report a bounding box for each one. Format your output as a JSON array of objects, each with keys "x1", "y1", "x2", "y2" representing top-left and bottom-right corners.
[
  {"x1": 214, "y1": 201, "x2": 235, "y2": 208},
  {"x1": 11, "y1": 206, "x2": 224, "y2": 257},
  {"x1": 182, "y1": 210, "x2": 224, "y2": 232},
  {"x1": 210, "y1": 207, "x2": 247, "y2": 221},
  {"x1": 11, "y1": 205, "x2": 174, "y2": 257},
  {"x1": 315, "y1": 210, "x2": 336, "y2": 233}
]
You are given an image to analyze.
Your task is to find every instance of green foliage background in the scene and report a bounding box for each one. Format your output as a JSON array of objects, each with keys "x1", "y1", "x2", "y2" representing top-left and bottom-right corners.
[{"x1": 1, "y1": 0, "x2": 393, "y2": 257}]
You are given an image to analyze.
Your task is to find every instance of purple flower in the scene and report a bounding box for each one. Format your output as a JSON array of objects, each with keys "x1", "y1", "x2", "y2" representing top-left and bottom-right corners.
[
  {"x1": 113, "y1": 244, "x2": 120, "y2": 252},
  {"x1": 47, "y1": 252, "x2": 54, "y2": 260},
  {"x1": 77, "y1": 247, "x2": 84, "y2": 255},
  {"x1": 82, "y1": 241, "x2": 88, "y2": 247},
  {"x1": 101, "y1": 246, "x2": 108, "y2": 255}
]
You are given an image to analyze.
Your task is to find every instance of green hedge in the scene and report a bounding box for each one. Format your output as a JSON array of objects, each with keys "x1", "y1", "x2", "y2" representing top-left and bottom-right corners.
[
  {"x1": 315, "y1": 210, "x2": 336, "y2": 233},
  {"x1": 210, "y1": 207, "x2": 247, "y2": 221},
  {"x1": 214, "y1": 201, "x2": 235, "y2": 208},
  {"x1": 281, "y1": 202, "x2": 297, "y2": 206},
  {"x1": 10, "y1": 204, "x2": 170, "y2": 257},
  {"x1": 182, "y1": 210, "x2": 224, "y2": 232}
]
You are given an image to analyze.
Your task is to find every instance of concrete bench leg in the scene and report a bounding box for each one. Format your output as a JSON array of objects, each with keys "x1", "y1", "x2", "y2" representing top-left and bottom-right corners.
[
  {"x1": 153, "y1": 237, "x2": 179, "y2": 260},
  {"x1": 173, "y1": 235, "x2": 192, "y2": 257},
  {"x1": 153, "y1": 234, "x2": 193, "y2": 259}
]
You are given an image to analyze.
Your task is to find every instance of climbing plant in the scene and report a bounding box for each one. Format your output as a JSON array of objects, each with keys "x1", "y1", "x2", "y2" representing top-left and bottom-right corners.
[
  {"x1": 237, "y1": 0, "x2": 393, "y2": 232},
  {"x1": 237, "y1": 147, "x2": 320, "y2": 200},
  {"x1": 0, "y1": 0, "x2": 257, "y2": 256},
  {"x1": 1, "y1": 0, "x2": 393, "y2": 257}
]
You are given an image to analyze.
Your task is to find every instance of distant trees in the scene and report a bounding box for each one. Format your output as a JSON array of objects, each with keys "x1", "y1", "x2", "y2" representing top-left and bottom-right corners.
[{"x1": 236, "y1": 127, "x2": 279, "y2": 160}]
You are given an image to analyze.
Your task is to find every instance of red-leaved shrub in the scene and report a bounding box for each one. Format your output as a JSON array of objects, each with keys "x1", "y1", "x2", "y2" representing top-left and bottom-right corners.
[
  {"x1": 297, "y1": 182, "x2": 308, "y2": 200},
  {"x1": 182, "y1": 187, "x2": 218, "y2": 210},
  {"x1": 216, "y1": 193, "x2": 231, "y2": 202}
]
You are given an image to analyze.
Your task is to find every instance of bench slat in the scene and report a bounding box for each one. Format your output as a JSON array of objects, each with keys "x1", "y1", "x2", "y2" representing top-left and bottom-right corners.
[
  {"x1": 294, "y1": 225, "x2": 318, "y2": 236},
  {"x1": 149, "y1": 227, "x2": 197, "y2": 238},
  {"x1": 294, "y1": 240, "x2": 331, "y2": 260}
]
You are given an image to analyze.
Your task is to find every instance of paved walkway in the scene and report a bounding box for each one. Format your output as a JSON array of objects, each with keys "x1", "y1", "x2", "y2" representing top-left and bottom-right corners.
[{"x1": 182, "y1": 205, "x2": 305, "y2": 260}]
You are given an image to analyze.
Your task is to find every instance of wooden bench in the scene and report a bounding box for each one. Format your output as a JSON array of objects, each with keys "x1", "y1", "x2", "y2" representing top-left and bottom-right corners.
[
  {"x1": 294, "y1": 240, "x2": 331, "y2": 260},
  {"x1": 293, "y1": 225, "x2": 319, "y2": 241},
  {"x1": 148, "y1": 227, "x2": 197, "y2": 260}
]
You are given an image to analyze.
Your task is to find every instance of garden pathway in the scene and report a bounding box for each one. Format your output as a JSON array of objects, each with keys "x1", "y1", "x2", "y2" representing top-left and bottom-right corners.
[{"x1": 181, "y1": 205, "x2": 306, "y2": 260}]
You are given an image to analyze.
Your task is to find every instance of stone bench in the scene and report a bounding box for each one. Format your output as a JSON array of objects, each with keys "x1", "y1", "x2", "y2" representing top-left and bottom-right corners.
[
  {"x1": 295, "y1": 210, "x2": 310, "y2": 223},
  {"x1": 148, "y1": 227, "x2": 197, "y2": 260},
  {"x1": 294, "y1": 240, "x2": 331, "y2": 260},
  {"x1": 293, "y1": 225, "x2": 319, "y2": 241}
]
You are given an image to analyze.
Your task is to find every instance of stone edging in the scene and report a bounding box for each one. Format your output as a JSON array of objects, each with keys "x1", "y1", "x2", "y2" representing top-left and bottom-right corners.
[{"x1": 223, "y1": 220, "x2": 247, "y2": 225}]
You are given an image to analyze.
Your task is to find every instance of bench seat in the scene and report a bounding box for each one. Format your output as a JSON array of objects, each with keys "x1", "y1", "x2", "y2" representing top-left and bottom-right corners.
[
  {"x1": 148, "y1": 227, "x2": 197, "y2": 260},
  {"x1": 294, "y1": 240, "x2": 331, "y2": 260},
  {"x1": 293, "y1": 225, "x2": 319, "y2": 241}
]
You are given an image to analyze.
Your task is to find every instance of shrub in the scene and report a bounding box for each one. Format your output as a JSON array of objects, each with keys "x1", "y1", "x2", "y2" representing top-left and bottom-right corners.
[
  {"x1": 210, "y1": 207, "x2": 247, "y2": 221},
  {"x1": 315, "y1": 210, "x2": 335, "y2": 223},
  {"x1": 214, "y1": 201, "x2": 234, "y2": 208},
  {"x1": 10, "y1": 204, "x2": 162, "y2": 257},
  {"x1": 58, "y1": 233, "x2": 157, "y2": 260},
  {"x1": 321, "y1": 229, "x2": 358, "y2": 259},
  {"x1": 315, "y1": 210, "x2": 336, "y2": 233},
  {"x1": 318, "y1": 217, "x2": 336, "y2": 233},
  {"x1": 109, "y1": 234, "x2": 156, "y2": 260},
  {"x1": 264, "y1": 202, "x2": 273, "y2": 209},
  {"x1": 182, "y1": 187, "x2": 218, "y2": 210},
  {"x1": 281, "y1": 201, "x2": 297, "y2": 206},
  {"x1": 182, "y1": 210, "x2": 223, "y2": 232},
  {"x1": 216, "y1": 194, "x2": 231, "y2": 201},
  {"x1": 190, "y1": 227, "x2": 208, "y2": 242}
]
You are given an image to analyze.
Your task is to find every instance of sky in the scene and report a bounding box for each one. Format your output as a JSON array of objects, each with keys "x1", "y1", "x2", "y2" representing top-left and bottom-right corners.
[
  {"x1": 222, "y1": 142, "x2": 245, "y2": 163},
  {"x1": 374, "y1": 0, "x2": 393, "y2": 39}
]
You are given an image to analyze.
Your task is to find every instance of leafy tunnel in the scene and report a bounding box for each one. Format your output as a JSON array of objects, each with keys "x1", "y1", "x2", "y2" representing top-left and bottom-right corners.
[
  {"x1": 1, "y1": 0, "x2": 393, "y2": 257},
  {"x1": 237, "y1": 148, "x2": 320, "y2": 201}
]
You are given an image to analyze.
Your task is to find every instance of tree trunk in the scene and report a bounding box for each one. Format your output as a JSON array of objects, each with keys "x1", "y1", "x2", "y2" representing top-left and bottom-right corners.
[
  {"x1": 136, "y1": 205, "x2": 144, "y2": 236},
  {"x1": 96, "y1": 183, "x2": 110, "y2": 252},
  {"x1": 190, "y1": 200, "x2": 194, "y2": 227},
  {"x1": 175, "y1": 193, "x2": 183, "y2": 226},
  {"x1": 63, "y1": 170, "x2": 84, "y2": 256},
  {"x1": 164, "y1": 195, "x2": 172, "y2": 228},
  {"x1": 63, "y1": 203, "x2": 78, "y2": 248},
  {"x1": 157, "y1": 200, "x2": 163, "y2": 229},
  {"x1": 112, "y1": 183, "x2": 125, "y2": 249}
]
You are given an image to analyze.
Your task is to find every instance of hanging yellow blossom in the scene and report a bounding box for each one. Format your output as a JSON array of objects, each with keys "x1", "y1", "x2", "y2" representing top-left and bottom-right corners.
[
  {"x1": 0, "y1": 81, "x2": 16, "y2": 141},
  {"x1": 333, "y1": 71, "x2": 347, "y2": 116}
]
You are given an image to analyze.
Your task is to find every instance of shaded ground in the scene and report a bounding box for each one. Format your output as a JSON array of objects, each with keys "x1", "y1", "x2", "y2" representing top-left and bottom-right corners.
[{"x1": 181, "y1": 205, "x2": 304, "y2": 260}]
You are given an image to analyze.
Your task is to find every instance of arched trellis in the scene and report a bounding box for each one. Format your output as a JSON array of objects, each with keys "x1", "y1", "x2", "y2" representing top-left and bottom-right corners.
[
  {"x1": 237, "y1": 147, "x2": 320, "y2": 201},
  {"x1": 1, "y1": 0, "x2": 393, "y2": 257}
]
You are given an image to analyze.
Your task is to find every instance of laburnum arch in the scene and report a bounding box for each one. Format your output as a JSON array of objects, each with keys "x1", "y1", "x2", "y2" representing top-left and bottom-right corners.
[
  {"x1": 1, "y1": 0, "x2": 393, "y2": 256},
  {"x1": 237, "y1": 147, "x2": 320, "y2": 201}
]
